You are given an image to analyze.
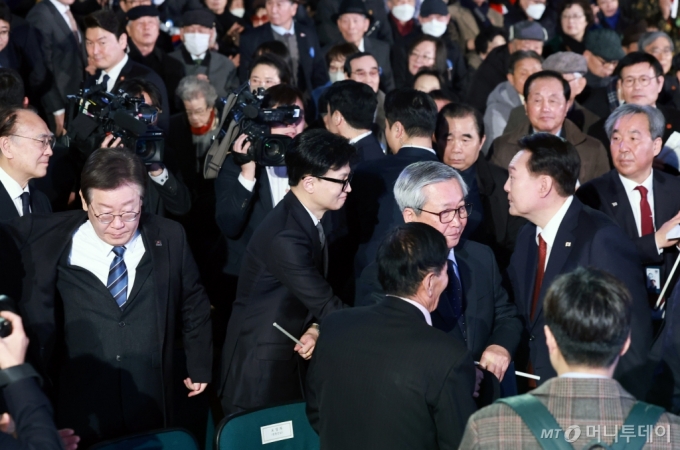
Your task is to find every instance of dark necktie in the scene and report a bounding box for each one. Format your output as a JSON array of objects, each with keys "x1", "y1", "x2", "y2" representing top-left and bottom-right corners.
[
  {"x1": 19, "y1": 191, "x2": 30, "y2": 216},
  {"x1": 99, "y1": 74, "x2": 110, "y2": 90},
  {"x1": 635, "y1": 186, "x2": 654, "y2": 236},
  {"x1": 108, "y1": 246, "x2": 128, "y2": 308},
  {"x1": 446, "y1": 259, "x2": 466, "y2": 341},
  {"x1": 316, "y1": 222, "x2": 328, "y2": 277},
  {"x1": 530, "y1": 233, "x2": 547, "y2": 321}
]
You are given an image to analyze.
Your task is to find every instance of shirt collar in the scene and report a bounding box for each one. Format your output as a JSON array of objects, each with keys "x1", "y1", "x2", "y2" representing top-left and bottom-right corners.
[
  {"x1": 349, "y1": 130, "x2": 372, "y2": 145},
  {"x1": 81, "y1": 219, "x2": 142, "y2": 251},
  {"x1": 300, "y1": 201, "x2": 320, "y2": 226},
  {"x1": 618, "y1": 170, "x2": 653, "y2": 194},
  {"x1": 0, "y1": 165, "x2": 29, "y2": 199},
  {"x1": 448, "y1": 248, "x2": 457, "y2": 266},
  {"x1": 560, "y1": 372, "x2": 610, "y2": 379},
  {"x1": 358, "y1": 38, "x2": 365, "y2": 52},
  {"x1": 270, "y1": 22, "x2": 295, "y2": 36},
  {"x1": 536, "y1": 195, "x2": 574, "y2": 247},
  {"x1": 49, "y1": 0, "x2": 69, "y2": 13},
  {"x1": 400, "y1": 144, "x2": 436, "y2": 155},
  {"x1": 100, "y1": 54, "x2": 129, "y2": 87},
  {"x1": 393, "y1": 295, "x2": 432, "y2": 325}
]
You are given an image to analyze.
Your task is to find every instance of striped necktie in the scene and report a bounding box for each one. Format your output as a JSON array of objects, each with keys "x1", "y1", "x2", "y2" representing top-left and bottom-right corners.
[{"x1": 108, "y1": 246, "x2": 128, "y2": 308}]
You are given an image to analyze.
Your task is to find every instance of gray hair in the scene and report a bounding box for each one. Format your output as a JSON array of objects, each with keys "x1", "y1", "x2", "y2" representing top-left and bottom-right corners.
[
  {"x1": 175, "y1": 75, "x2": 218, "y2": 107},
  {"x1": 394, "y1": 161, "x2": 469, "y2": 213},
  {"x1": 638, "y1": 31, "x2": 674, "y2": 53},
  {"x1": 605, "y1": 104, "x2": 665, "y2": 141}
]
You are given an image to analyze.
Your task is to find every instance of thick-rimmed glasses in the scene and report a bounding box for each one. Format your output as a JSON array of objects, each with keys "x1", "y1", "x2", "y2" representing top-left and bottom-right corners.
[
  {"x1": 316, "y1": 172, "x2": 353, "y2": 191},
  {"x1": 621, "y1": 76, "x2": 655, "y2": 88},
  {"x1": 90, "y1": 205, "x2": 140, "y2": 224},
  {"x1": 10, "y1": 134, "x2": 56, "y2": 149},
  {"x1": 417, "y1": 203, "x2": 472, "y2": 223}
]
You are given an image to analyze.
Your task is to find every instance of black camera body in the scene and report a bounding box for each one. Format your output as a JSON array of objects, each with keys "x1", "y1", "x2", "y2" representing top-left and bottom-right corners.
[
  {"x1": 222, "y1": 83, "x2": 301, "y2": 166},
  {"x1": 66, "y1": 85, "x2": 164, "y2": 164},
  {"x1": 0, "y1": 296, "x2": 17, "y2": 338}
]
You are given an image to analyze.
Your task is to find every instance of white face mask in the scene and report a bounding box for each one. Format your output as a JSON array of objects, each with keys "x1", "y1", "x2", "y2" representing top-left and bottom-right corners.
[
  {"x1": 391, "y1": 4, "x2": 415, "y2": 22},
  {"x1": 421, "y1": 19, "x2": 448, "y2": 37},
  {"x1": 525, "y1": 3, "x2": 546, "y2": 20},
  {"x1": 230, "y1": 8, "x2": 245, "y2": 18},
  {"x1": 183, "y1": 32, "x2": 211, "y2": 56},
  {"x1": 329, "y1": 71, "x2": 346, "y2": 83}
]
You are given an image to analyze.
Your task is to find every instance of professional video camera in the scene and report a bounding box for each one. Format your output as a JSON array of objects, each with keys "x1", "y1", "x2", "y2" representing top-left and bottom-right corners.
[
  {"x1": 65, "y1": 84, "x2": 164, "y2": 164},
  {"x1": 204, "y1": 82, "x2": 302, "y2": 178}
]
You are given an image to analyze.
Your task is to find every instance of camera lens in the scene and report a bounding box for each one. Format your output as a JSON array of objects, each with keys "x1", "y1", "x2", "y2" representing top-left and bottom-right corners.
[
  {"x1": 264, "y1": 139, "x2": 284, "y2": 159},
  {"x1": 136, "y1": 139, "x2": 154, "y2": 159}
]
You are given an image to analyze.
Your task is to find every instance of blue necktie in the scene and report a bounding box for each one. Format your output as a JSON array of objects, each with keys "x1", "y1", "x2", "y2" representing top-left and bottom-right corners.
[
  {"x1": 108, "y1": 246, "x2": 128, "y2": 308},
  {"x1": 447, "y1": 259, "x2": 467, "y2": 340}
]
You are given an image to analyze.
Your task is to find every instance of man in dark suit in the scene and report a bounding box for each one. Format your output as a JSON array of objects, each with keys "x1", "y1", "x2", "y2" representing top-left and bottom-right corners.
[
  {"x1": 0, "y1": 108, "x2": 53, "y2": 221},
  {"x1": 82, "y1": 10, "x2": 170, "y2": 132},
  {"x1": 461, "y1": 267, "x2": 680, "y2": 448},
  {"x1": 219, "y1": 129, "x2": 355, "y2": 415},
  {"x1": 26, "y1": 0, "x2": 86, "y2": 137},
  {"x1": 356, "y1": 161, "x2": 522, "y2": 383},
  {"x1": 5, "y1": 148, "x2": 213, "y2": 446},
  {"x1": 347, "y1": 88, "x2": 439, "y2": 277},
  {"x1": 238, "y1": 0, "x2": 328, "y2": 94},
  {"x1": 325, "y1": 79, "x2": 384, "y2": 166},
  {"x1": 307, "y1": 222, "x2": 477, "y2": 450},
  {"x1": 578, "y1": 104, "x2": 680, "y2": 309},
  {"x1": 505, "y1": 133, "x2": 653, "y2": 399}
]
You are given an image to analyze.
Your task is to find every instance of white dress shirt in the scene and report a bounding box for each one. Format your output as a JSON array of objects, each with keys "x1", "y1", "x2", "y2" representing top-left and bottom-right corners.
[
  {"x1": 238, "y1": 166, "x2": 290, "y2": 207},
  {"x1": 560, "y1": 372, "x2": 609, "y2": 379},
  {"x1": 270, "y1": 22, "x2": 295, "y2": 36},
  {"x1": 0, "y1": 166, "x2": 30, "y2": 216},
  {"x1": 300, "y1": 201, "x2": 320, "y2": 226},
  {"x1": 618, "y1": 171, "x2": 656, "y2": 238},
  {"x1": 393, "y1": 296, "x2": 432, "y2": 325},
  {"x1": 69, "y1": 221, "x2": 146, "y2": 297},
  {"x1": 400, "y1": 144, "x2": 436, "y2": 155},
  {"x1": 536, "y1": 195, "x2": 574, "y2": 269},
  {"x1": 48, "y1": 0, "x2": 78, "y2": 37},
  {"x1": 349, "y1": 131, "x2": 372, "y2": 145},
  {"x1": 357, "y1": 38, "x2": 365, "y2": 52},
  {"x1": 97, "y1": 54, "x2": 129, "y2": 92}
]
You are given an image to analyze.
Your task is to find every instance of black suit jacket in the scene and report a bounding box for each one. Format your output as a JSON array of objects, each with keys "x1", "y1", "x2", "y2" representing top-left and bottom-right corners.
[
  {"x1": 4, "y1": 211, "x2": 213, "y2": 423},
  {"x1": 0, "y1": 182, "x2": 52, "y2": 221},
  {"x1": 238, "y1": 21, "x2": 329, "y2": 93},
  {"x1": 352, "y1": 132, "x2": 384, "y2": 166},
  {"x1": 322, "y1": 37, "x2": 395, "y2": 93},
  {"x1": 356, "y1": 239, "x2": 522, "y2": 361},
  {"x1": 577, "y1": 169, "x2": 680, "y2": 297},
  {"x1": 219, "y1": 191, "x2": 347, "y2": 414},
  {"x1": 347, "y1": 146, "x2": 439, "y2": 276},
  {"x1": 306, "y1": 296, "x2": 477, "y2": 450},
  {"x1": 507, "y1": 198, "x2": 653, "y2": 398}
]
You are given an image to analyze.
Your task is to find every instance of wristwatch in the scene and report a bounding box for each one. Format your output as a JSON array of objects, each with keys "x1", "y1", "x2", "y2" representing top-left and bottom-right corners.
[{"x1": 0, "y1": 363, "x2": 42, "y2": 389}]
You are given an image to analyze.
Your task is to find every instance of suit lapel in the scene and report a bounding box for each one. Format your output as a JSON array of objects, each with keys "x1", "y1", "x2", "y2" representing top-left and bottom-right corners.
[
  {"x1": 652, "y1": 171, "x2": 674, "y2": 227},
  {"x1": 610, "y1": 172, "x2": 638, "y2": 238},
  {"x1": 45, "y1": 1, "x2": 77, "y2": 47},
  {"x1": 284, "y1": 192, "x2": 323, "y2": 267},
  {"x1": 456, "y1": 243, "x2": 476, "y2": 352},
  {"x1": 0, "y1": 183, "x2": 19, "y2": 219},
  {"x1": 112, "y1": 59, "x2": 133, "y2": 92},
  {"x1": 520, "y1": 225, "x2": 539, "y2": 319},
  {"x1": 142, "y1": 219, "x2": 169, "y2": 354},
  {"x1": 257, "y1": 165, "x2": 275, "y2": 212}
]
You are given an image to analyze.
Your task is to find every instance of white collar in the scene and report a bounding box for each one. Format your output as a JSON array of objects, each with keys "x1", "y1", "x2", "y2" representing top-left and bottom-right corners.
[
  {"x1": 349, "y1": 130, "x2": 372, "y2": 145},
  {"x1": 100, "y1": 54, "x2": 129, "y2": 88},
  {"x1": 448, "y1": 248, "x2": 457, "y2": 266},
  {"x1": 300, "y1": 201, "x2": 320, "y2": 226},
  {"x1": 400, "y1": 144, "x2": 436, "y2": 155},
  {"x1": 190, "y1": 52, "x2": 207, "y2": 61},
  {"x1": 0, "y1": 165, "x2": 29, "y2": 197},
  {"x1": 618, "y1": 170, "x2": 653, "y2": 194},
  {"x1": 49, "y1": 0, "x2": 69, "y2": 14},
  {"x1": 393, "y1": 295, "x2": 432, "y2": 325},
  {"x1": 358, "y1": 38, "x2": 365, "y2": 52},
  {"x1": 536, "y1": 195, "x2": 574, "y2": 247},
  {"x1": 560, "y1": 372, "x2": 610, "y2": 379},
  {"x1": 80, "y1": 219, "x2": 142, "y2": 252},
  {"x1": 270, "y1": 22, "x2": 295, "y2": 36}
]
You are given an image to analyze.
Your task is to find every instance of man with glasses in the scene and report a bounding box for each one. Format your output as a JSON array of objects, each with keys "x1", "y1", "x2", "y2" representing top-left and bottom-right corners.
[
  {"x1": 0, "y1": 108, "x2": 53, "y2": 220},
  {"x1": 577, "y1": 28, "x2": 624, "y2": 117},
  {"x1": 356, "y1": 161, "x2": 521, "y2": 387},
  {"x1": 219, "y1": 129, "x2": 355, "y2": 416},
  {"x1": 2, "y1": 147, "x2": 213, "y2": 446}
]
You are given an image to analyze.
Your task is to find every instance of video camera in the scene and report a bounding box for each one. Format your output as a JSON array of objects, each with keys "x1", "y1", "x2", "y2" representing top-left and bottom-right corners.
[
  {"x1": 217, "y1": 82, "x2": 302, "y2": 167},
  {"x1": 65, "y1": 84, "x2": 164, "y2": 164},
  {"x1": 0, "y1": 296, "x2": 17, "y2": 338}
]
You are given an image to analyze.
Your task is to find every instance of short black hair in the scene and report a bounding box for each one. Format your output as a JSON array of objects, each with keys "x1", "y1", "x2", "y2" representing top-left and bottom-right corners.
[
  {"x1": 475, "y1": 26, "x2": 506, "y2": 55},
  {"x1": 118, "y1": 77, "x2": 162, "y2": 109},
  {"x1": 84, "y1": 10, "x2": 124, "y2": 38},
  {"x1": 249, "y1": 53, "x2": 293, "y2": 86},
  {"x1": 0, "y1": 106, "x2": 22, "y2": 138},
  {"x1": 344, "y1": 51, "x2": 377, "y2": 76},
  {"x1": 325, "y1": 42, "x2": 359, "y2": 69},
  {"x1": 377, "y1": 222, "x2": 448, "y2": 297},
  {"x1": 508, "y1": 50, "x2": 543, "y2": 74},
  {"x1": 261, "y1": 84, "x2": 305, "y2": 109},
  {"x1": 325, "y1": 80, "x2": 377, "y2": 130},
  {"x1": 523, "y1": 70, "x2": 571, "y2": 102},
  {"x1": 384, "y1": 87, "x2": 438, "y2": 137},
  {"x1": 80, "y1": 147, "x2": 146, "y2": 204},
  {"x1": 428, "y1": 89, "x2": 455, "y2": 103},
  {"x1": 614, "y1": 51, "x2": 664, "y2": 78},
  {"x1": 435, "y1": 103, "x2": 484, "y2": 158},
  {"x1": 413, "y1": 68, "x2": 444, "y2": 90},
  {"x1": 0, "y1": 2, "x2": 11, "y2": 24},
  {"x1": 0, "y1": 69, "x2": 24, "y2": 108},
  {"x1": 285, "y1": 128, "x2": 356, "y2": 186},
  {"x1": 255, "y1": 40, "x2": 294, "y2": 76},
  {"x1": 518, "y1": 132, "x2": 580, "y2": 197},
  {"x1": 545, "y1": 267, "x2": 632, "y2": 368}
]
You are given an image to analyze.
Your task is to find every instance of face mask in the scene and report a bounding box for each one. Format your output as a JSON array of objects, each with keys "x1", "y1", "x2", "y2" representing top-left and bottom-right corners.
[
  {"x1": 421, "y1": 19, "x2": 447, "y2": 37},
  {"x1": 183, "y1": 32, "x2": 210, "y2": 56},
  {"x1": 230, "y1": 8, "x2": 245, "y2": 18},
  {"x1": 391, "y1": 4, "x2": 415, "y2": 22},
  {"x1": 525, "y1": 3, "x2": 546, "y2": 20},
  {"x1": 329, "y1": 71, "x2": 346, "y2": 83}
]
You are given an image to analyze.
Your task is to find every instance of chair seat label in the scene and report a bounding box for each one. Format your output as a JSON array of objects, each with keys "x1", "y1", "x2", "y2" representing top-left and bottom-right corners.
[{"x1": 261, "y1": 420, "x2": 294, "y2": 444}]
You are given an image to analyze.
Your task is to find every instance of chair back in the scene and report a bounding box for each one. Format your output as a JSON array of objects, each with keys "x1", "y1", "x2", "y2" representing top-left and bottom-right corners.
[{"x1": 89, "y1": 428, "x2": 200, "y2": 450}]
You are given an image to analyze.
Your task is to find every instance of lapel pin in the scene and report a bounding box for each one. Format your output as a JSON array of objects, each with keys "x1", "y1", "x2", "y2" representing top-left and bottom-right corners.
[
  {"x1": 155, "y1": 240, "x2": 162, "y2": 246},
  {"x1": 612, "y1": 202, "x2": 618, "y2": 207},
  {"x1": 565, "y1": 242, "x2": 571, "y2": 247}
]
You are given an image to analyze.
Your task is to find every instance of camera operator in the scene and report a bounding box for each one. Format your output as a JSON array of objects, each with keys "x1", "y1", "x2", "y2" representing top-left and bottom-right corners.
[
  {"x1": 0, "y1": 311, "x2": 67, "y2": 450},
  {"x1": 117, "y1": 78, "x2": 191, "y2": 217},
  {"x1": 213, "y1": 84, "x2": 306, "y2": 330}
]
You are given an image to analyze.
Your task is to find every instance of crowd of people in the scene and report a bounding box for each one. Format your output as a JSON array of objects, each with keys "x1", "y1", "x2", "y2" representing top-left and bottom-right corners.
[{"x1": 2, "y1": 0, "x2": 680, "y2": 447}]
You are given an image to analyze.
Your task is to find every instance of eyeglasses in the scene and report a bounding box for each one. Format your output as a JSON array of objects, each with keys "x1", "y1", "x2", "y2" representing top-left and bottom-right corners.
[
  {"x1": 417, "y1": 203, "x2": 472, "y2": 223},
  {"x1": 562, "y1": 13, "x2": 584, "y2": 20},
  {"x1": 10, "y1": 134, "x2": 56, "y2": 149},
  {"x1": 185, "y1": 106, "x2": 211, "y2": 118},
  {"x1": 316, "y1": 172, "x2": 353, "y2": 191},
  {"x1": 90, "y1": 206, "x2": 140, "y2": 224},
  {"x1": 621, "y1": 76, "x2": 656, "y2": 87},
  {"x1": 410, "y1": 52, "x2": 435, "y2": 63},
  {"x1": 594, "y1": 55, "x2": 618, "y2": 69},
  {"x1": 648, "y1": 46, "x2": 673, "y2": 56}
]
